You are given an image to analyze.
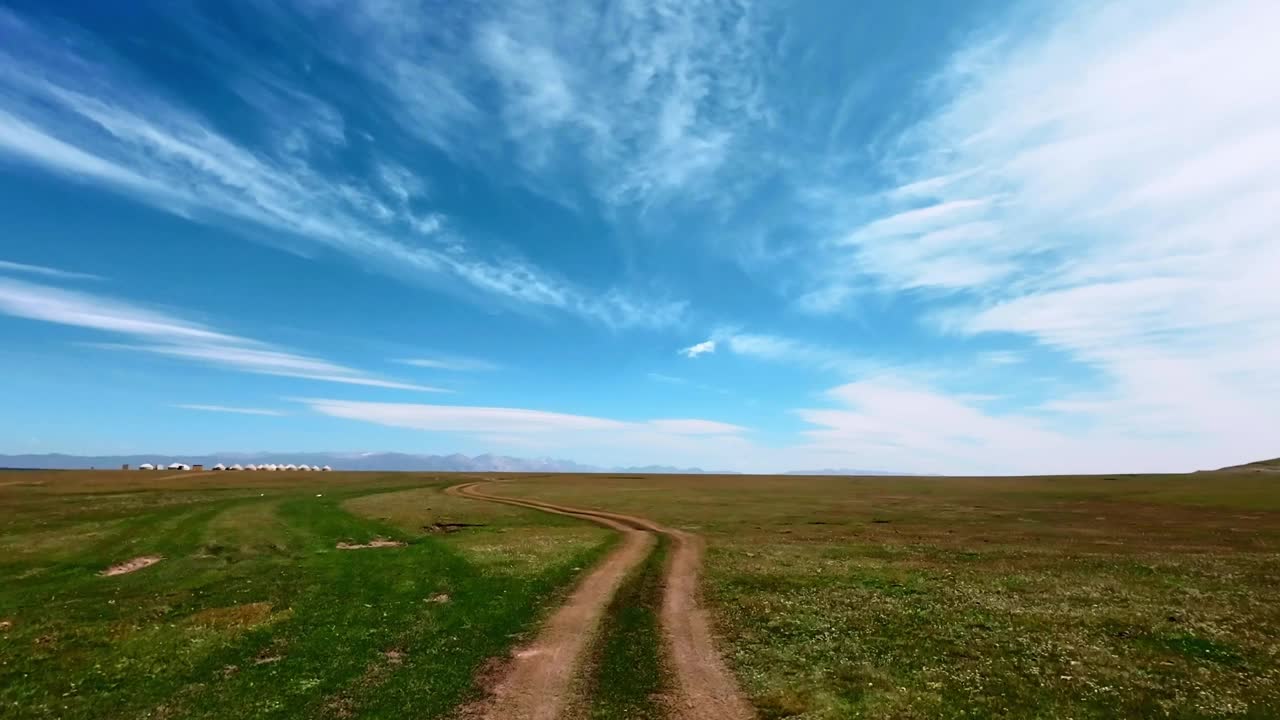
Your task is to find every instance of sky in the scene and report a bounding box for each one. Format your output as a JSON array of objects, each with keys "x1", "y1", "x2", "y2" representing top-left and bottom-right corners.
[{"x1": 1, "y1": 0, "x2": 1277, "y2": 475}]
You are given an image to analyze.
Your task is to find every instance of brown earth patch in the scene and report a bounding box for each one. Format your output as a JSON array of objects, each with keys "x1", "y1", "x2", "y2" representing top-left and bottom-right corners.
[
  {"x1": 186, "y1": 602, "x2": 275, "y2": 630},
  {"x1": 425, "y1": 522, "x2": 487, "y2": 533},
  {"x1": 335, "y1": 538, "x2": 406, "y2": 550},
  {"x1": 0, "y1": 619, "x2": 12, "y2": 631},
  {"x1": 100, "y1": 555, "x2": 163, "y2": 576}
]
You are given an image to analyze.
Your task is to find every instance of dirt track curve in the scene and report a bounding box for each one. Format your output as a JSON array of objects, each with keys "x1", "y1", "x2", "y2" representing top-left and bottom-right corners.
[{"x1": 448, "y1": 480, "x2": 755, "y2": 720}]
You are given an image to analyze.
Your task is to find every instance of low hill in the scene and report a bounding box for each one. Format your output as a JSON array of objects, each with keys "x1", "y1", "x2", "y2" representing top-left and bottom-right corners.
[{"x1": 1217, "y1": 457, "x2": 1280, "y2": 472}]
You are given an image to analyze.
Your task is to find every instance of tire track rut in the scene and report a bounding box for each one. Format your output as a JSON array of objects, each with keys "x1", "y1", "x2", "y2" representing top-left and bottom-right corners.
[{"x1": 448, "y1": 480, "x2": 754, "y2": 720}]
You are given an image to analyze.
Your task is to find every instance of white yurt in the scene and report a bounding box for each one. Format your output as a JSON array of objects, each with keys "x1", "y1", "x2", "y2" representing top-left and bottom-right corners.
[
  {"x1": 284, "y1": 464, "x2": 297, "y2": 471},
  {"x1": 264, "y1": 464, "x2": 278, "y2": 471},
  {"x1": 244, "y1": 464, "x2": 258, "y2": 471},
  {"x1": 298, "y1": 464, "x2": 313, "y2": 471},
  {"x1": 321, "y1": 465, "x2": 332, "y2": 472},
  {"x1": 230, "y1": 464, "x2": 245, "y2": 471},
  {"x1": 212, "y1": 463, "x2": 227, "y2": 471},
  {"x1": 139, "y1": 463, "x2": 155, "y2": 470},
  {"x1": 167, "y1": 462, "x2": 191, "y2": 471}
]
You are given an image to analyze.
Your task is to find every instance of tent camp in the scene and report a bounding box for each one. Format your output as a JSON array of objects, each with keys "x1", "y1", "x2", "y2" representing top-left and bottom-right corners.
[
  {"x1": 244, "y1": 464, "x2": 257, "y2": 471},
  {"x1": 139, "y1": 463, "x2": 155, "y2": 470},
  {"x1": 298, "y1": 464, "x2": 313, "y2": 471},
  {"x1": 284, "y1": 464, "x2": 297, "y2": 471},
  {"x1": 229, "y1": 464, "x2": 244, "y2": 471},
  {"x1": 212, "y1": 463, "x2": 227, "y2": 471},
  {"x1": 167, "y1": 463, "x2": 191, "y2": 471}
]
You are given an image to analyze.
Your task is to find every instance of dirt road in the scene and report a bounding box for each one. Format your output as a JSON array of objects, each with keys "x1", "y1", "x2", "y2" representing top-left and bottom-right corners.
[{"x1": 448, "y1": 481, "x2": 755, "y2": 720}]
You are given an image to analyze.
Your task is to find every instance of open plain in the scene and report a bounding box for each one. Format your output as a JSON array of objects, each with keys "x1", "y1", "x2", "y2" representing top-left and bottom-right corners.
[{"x1": 2, "y1": 468, "x2": 1278, "y2": 719}]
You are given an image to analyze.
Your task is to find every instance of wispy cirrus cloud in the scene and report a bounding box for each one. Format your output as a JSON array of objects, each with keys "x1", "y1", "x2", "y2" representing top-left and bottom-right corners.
[
  {"x1": 795, "y1": 0, "x2": 1280, "y2": 469},
  {"x1": 0, "y1": 276, "x2": 439, "y2": 392},
  {"x1": 0, "y1": 8, "x2": 682, "y2": 330},
  {"x1": 682, "y1": 329, "x2": 873, "y2": 375},
  {"x1": 176, "y1": 404, "x2": 286, "y2": 417},
  {"x1": 645, "y1": 372, "x2": 730, "y2": 396},
  {"x1": 301, "y1": 398, "x2": 746, "y2": 436},
  {"x1": 299, "y1": 396, "x2": 759, "y2": 469},
  {"x1": 303, "y1": 0, "x2": 769, "y2": 210},
  {"x1": 0, "y1": 258, "x2": 101, "y2": 281},
  {"x1": 791, "y1": 373, "x2": 1256, "y2": 475},
  {"x1": 678, "y1": 340, "x2": 716, "y2": 358},
  {"x1": 399, "y1": 355, "x2": 500, "y2": 372}
]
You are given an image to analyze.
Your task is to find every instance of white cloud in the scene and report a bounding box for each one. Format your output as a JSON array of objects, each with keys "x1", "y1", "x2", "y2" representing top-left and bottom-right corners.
[
  {"x1": 299, "y1": 398, "x2": 753, "y2": 468},
  {"x1": 300, "y1": 399, "x2": 624, "y2": 433},
  {"x1": 0, "y1": 9, "x2": 681, "y2": 330},
  {"x1": 399, "y1": 355, "x2": 500, "y2": 372},
  {"x1": 114, "y1": 344, "x2": 438, "y2": 392},
  {"x1": 713, "y1": 331, "x2": 875, "y2": 375},
  {"x1": 679, "y1": 339, "x2": 716, "y2": 358},
  {"x1": 793, "y1": 376, "x2": 1221, "y2": 475},
  {"x1": 376, "y1": 162, "x2": 425, "y2": 205},
  {"x1": 301, "y1": 398, "x2": 747, "y2": 436},
  {"x1": 0, "y1": 259, "x2": 100, "y2": 281},
  {"x1": 0, "y1": 276, "x2": 439, "y2": 392},
  {"x1": 977, "y1": 351, "x2": 1022, "y2": 367},
  {"x1": 176, "y1": 404, "x2": 286, "y2": 417},
  {"x1": 800, "y1": 0, "x2": 1280, "y2": 470},
  {"x1": 0, "y1": 277, "x2": 241, "y2": 345},
  {"x1": 646, "y1": 418, "x2": 746, "y2": 435},
  {"x1": 316, "y1": 0, "x2": 768, "y2": 209},
  {"x1": 645, "y1": 372, "x2": 731, "y2": 396},
  {"x1": 0, "y1": 109, "x2": 177, "y2": 201}
]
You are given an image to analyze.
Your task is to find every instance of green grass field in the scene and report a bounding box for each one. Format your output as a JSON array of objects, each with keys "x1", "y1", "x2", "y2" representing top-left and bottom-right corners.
[
  {"x1": 502, "y1": 472, "x2": 1280, "y2": 719},
  {"x1": 0, "y1": 471, "x2": 610, "y2": 720},
  {"x1": 2, "y1": 469, "x2": 1278, "y2": 719}
]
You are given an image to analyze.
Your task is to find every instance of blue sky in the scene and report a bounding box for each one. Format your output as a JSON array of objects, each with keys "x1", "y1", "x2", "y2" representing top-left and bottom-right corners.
[{"x1": 1, "y1": 0, "x2": 1277, "y2": 474}]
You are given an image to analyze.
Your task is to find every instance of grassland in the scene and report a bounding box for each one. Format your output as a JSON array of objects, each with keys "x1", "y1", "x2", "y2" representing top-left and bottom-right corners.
[
  {"x1": 0, "y1": 470, "x2": 611, "y2": 720},
  {"x1": 501, "y1": 472, "x2": 1280, "y2": 719},
  {"x1": 583, "y1": 536, "x2": 670, "y2": 720},
  {"x1": 4, "y1": 468, "x2": 1278, "y2": 719}
]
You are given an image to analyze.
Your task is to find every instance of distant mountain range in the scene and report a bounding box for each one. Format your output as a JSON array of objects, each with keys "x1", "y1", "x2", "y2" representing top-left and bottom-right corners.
[
  {"x1": 0, "y1": 452, "x2": 728, "y2": 474},
  {"x1": 784, "y1": 468, "x2": 921, "y2": 476}
]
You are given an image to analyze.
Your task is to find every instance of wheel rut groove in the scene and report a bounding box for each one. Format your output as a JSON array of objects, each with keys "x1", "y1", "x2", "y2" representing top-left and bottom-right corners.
[{"x1": 448, "y1": 480, "x2": 755, "y2": 720}]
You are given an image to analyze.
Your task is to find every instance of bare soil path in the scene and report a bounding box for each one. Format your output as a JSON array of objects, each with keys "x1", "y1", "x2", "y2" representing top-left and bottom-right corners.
[
  {"x1": 448, "y1": 480, "x2": 755, "y2": 720},
  {"x1": 447, "y1": 482, "x2": 655, "y2": 720}
]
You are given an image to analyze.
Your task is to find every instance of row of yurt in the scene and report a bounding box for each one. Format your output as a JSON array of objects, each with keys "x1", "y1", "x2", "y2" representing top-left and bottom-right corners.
[
  {"x1": 128, "y1": 462, "x2": 340, "y2": 472},
  {"x1": 207, "y1": 463, "x2": 333, "y2": 471}
]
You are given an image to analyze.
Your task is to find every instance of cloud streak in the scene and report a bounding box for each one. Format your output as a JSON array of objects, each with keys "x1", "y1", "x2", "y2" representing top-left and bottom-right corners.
[
  {"x1": 0, "y1": 259, "x2": 101, "y2": 281},
  {"x1": 176, "y1": 404, "x2": 286, "y2": 417},
  {"x1": 399, "y1": 356, "x2": 501, "y2": 372},
  {"x1": 679, "y1": 340, "x2": 716, "y2": 358},
  {"x1": 0, "y1": 276, "x2": 439, "y2": 392},
  {"x1": 293, "y1": 0, "x2": 769, "y2": 210},
  {"x1": 0, "y1": 8, "x2": 682, "y2": 330},
  {"x1": 301, "y1": 398, "x2": 746, "y2": 436},
  {"x1": 796, "y1": 0, "x2": 1280, "y2": 469}
]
